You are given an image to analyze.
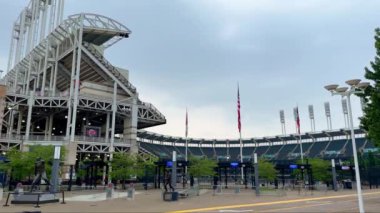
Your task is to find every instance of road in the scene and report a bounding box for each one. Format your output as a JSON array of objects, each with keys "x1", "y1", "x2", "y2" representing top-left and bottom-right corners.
[{"x1": 172, "y1": 191, "x2": 380, "y2": 213}]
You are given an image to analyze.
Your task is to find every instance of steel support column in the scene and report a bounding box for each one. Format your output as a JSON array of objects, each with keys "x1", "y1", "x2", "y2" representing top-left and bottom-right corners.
[{"x1": 108, "y1": 81, "x2": 117, "y2": 184}]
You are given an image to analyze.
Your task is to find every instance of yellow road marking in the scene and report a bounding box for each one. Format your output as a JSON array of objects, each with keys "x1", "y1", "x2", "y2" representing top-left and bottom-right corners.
[
  {"x1": 168, "y1": 191, "x2": 380, "y2": 213},
  {"x1": 260, "y1": 202, "x2": 333, "y2": 212}
]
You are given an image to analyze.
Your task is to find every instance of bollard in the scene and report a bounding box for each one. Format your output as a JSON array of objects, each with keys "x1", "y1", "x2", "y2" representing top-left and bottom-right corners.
[
  {"x1": 106, "y1": 183, "x2": 113, "y2": 199},
  {"x1": 127, "y1": 183, "x2": 135, "y2": 200},
  {"x1": 0, "y1": 184, "x2": 3, "y2": 202},
  {"x1": 217, "y1": 185, "x2": 222, "y2": 193},
  {"x1": 234, "y1": 185, "x2": 240, "y2": 194},
  {"x1": 61, "y1": 191, "x2": 66, "y2": 204}
]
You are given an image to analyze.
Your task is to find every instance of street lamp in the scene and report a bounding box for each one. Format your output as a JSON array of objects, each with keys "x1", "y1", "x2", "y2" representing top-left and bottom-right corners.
[{"x1": 324, "y1": 79, "x2": 369, "y2": 213}]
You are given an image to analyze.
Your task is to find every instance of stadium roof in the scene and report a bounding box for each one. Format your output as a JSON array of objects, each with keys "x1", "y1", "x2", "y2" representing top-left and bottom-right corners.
[{"x1": 138, "y1": 128, "x2": 366, "y2": 145}]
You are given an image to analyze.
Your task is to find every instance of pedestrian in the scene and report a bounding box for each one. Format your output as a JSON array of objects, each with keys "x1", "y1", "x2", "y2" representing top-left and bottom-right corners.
[{"x1": 164, "y1": 172, "x2": 174, "y2": 192}]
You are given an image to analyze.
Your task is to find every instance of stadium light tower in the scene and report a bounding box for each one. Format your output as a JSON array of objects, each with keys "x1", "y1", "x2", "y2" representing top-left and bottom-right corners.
[{"x1": 324, "y1": 79, "x2": 370, "y2": 213}]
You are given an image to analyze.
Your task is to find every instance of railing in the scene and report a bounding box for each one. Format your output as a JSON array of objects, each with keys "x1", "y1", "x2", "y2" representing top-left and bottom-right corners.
[
  {"x1": 0, "y1": 134, "x2": 131, "y2": 144},
  {"x1": 3, "y1": 190, "x2": 66, "y2": 207},
  {"x1": 82, "y1": 42, "x2": 136, "y2": 94},
  {"x1": 141, "y1": 101, "x2": 166, "y2": 120}
]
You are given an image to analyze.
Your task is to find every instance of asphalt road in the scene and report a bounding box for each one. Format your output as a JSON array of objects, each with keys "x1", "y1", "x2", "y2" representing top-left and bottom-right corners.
[{"x1": 173, "y1": 190, "x2": 380, "y2": 213}]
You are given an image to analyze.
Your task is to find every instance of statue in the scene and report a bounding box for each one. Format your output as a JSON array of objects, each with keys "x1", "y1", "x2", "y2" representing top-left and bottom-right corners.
[{"x1": 30, "y1": 157, "x2": 51, "y2": 192}]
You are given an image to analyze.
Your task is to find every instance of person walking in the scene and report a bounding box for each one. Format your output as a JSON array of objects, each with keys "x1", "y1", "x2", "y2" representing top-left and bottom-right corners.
[{"x1": 164, "y1": 171, "x2": 174, "y2": 192}]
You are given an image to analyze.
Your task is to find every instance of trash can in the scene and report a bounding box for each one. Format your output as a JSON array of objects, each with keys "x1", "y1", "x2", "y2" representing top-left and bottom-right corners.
[
  {"x1": 163, "y1": 192, "x2": 178, "y2": 201},
  {"x1": 171, "y1": 192, "x2": 178, "y2": 201},
  {"x1": 343, "y1": 180, "x2": 352, "y2": 189}
]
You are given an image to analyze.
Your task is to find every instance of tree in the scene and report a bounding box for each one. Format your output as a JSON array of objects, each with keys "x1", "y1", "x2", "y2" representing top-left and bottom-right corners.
[
  {"x1": 188, "y1": 155, "x2": 217, "y2": 178},
  {"x1": 0, "y1": 148, "x2": 32, "y2": 181},
  {"x1": 258, "y1": 159, "x2": 277, "y2": 182},
  {"x1": 110, "y1": 153, "x2": 150, "y2": 189},
  {"x1": 309, "y1": 158, "x2": 331, "y2": 183},
  {"x1": 360, "y1": 28, "x2": 380, "y2": 147},
  {"x1": 0, "y1": 145, "x2": 66, "y2": 185},
  {"x1": 27, "y1": 145, "x2": 66, "y2": 176},
  {"x1": 295, "y1": 158, "x2": 331, "y2": 183}
]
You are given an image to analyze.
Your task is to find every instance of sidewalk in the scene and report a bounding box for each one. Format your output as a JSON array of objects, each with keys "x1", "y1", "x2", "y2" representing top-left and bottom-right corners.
[{"x1": 1, "y1": 188, "x2": 379, "y2": 212}]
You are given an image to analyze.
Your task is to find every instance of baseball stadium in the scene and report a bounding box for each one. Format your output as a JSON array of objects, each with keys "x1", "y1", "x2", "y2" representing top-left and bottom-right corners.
[{"x1": 0, "y1": 1, "x2": 380, "y2": 212}]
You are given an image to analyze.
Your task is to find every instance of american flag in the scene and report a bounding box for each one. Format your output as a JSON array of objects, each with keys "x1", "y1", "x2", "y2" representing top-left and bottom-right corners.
[
  {"x1": 238, "y1": 85, "x2": 241, "y2": 133},
  {"x1": 295, "y1": 107, "x2": 300, "y2": 135}
]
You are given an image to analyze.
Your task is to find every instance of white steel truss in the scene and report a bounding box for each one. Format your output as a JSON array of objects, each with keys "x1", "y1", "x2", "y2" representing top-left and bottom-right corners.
[{"x1": 1, "y1": 1, "x2": 166, "y2": 159}]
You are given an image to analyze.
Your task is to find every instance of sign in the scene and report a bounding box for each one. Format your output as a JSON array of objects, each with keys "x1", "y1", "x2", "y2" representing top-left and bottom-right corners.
[
  {"x1": 85, "y1": 126, "x2": 100, "y2": 137},
  {"x1": 230, "y1": 162, "x2": 239, "y2": 167},
  {"x1": 166, "y1": 161, "x2": 173, "y2": 168},
  {"x1": 341, "y1": 166, "x2": 350, "y2": 170},
  {"x1": 289, "y1": 164, "x2": 298, "y2": 169}
]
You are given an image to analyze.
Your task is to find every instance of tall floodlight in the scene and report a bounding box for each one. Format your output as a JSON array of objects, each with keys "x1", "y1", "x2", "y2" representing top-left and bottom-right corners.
[
  {"x1": 293, "y1": 107, "x2": 298, "y2": 131},
  {"x1": 324, "y1": 79, "x2": 370, "y2": 213},
  {"x1": 7, "y1": 0, "x2": 65, "y2": 74},
  {"x1": 324, "y1": 102, "x2": 332, "y2": 130},
  {"x1": 342, "y1": 99, "x2": 349, "y2": 129},
  {"x1": 279, "y1": 110, "x2": 286, "y2": 135},
  {"x1": 308, "y1": 105, "x2": 315, "y2": 132}
]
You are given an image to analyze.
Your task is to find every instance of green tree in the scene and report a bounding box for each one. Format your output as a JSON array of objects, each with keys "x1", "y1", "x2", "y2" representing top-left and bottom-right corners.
[
  {"x1": 0, "y1": 145, "x2": 66, "y2": 182},
  {"x1": 296, "y1": 158, "x2": 331, "y2": 183},
  {"x1": 258, "y1": 159, "x2": 277, "y2": 182},
  {"x1": 360, "y1": 28, "x2": 380, "y2": 147},
  {"x1": 28, "y1": 145, "x2": 66, "y2": 176},
  {"x1": 188, "y1": 155, "x2": 217, "y2": 178},
  {"x1": 0, "y1": 148, "x2": 32, "y2": 181},
  {"x1": 309, "y1": 158, "x2": 331, "y2": 182},
  {"x1": 110, "y1": 153, "x2": 150, "y2": 189}
]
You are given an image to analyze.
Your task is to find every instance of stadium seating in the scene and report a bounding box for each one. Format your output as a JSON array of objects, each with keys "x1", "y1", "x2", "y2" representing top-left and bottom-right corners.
[{"x1": 137, "y1": 129, "x2": 376, "y2": 162}]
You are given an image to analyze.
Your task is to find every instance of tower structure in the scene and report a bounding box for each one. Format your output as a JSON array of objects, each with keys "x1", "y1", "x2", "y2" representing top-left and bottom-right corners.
[{"x1": 0, "y1": 1, "x2": 166, "y2": 168}]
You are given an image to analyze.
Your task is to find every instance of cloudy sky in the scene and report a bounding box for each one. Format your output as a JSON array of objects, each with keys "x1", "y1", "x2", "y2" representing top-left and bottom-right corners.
[{"x1": 1, "y1": 0, "x2": 379, "y2": 139}]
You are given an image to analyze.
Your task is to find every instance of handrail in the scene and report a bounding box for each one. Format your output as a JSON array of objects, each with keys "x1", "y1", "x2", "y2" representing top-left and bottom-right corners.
[
  {"x1": 140, "y1": 101, "x2": 165, "y2": 120},
  {"x1": 82, "y1": 42, "x2": 136, "y2": 93},
  {"x1": 0, "y1": 134, "x2": 130, "y2": 144}
]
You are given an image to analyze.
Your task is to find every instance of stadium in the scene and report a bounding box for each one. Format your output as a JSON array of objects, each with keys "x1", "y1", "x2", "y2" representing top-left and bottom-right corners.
[{"x1": 0, "y1": 1, "x2": 380, "y2": 211}]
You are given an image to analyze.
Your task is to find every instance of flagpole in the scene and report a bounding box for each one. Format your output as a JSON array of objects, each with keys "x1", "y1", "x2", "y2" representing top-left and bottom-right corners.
[
  {"x1": 299, "y1": 130, "x2": 304, "y2": 164},
  {"x1": 237, "y1": 83, "x2": 244, "y2": 183},
  {"x1": 240, "y1": 131, "x2": 244, "y2": 182},
  {"x1": 295, "y1": 106, "x2": 304, "y2": 164},
  {"x1": 185, "y1": 109, "x2": 188, "y2": 175}
]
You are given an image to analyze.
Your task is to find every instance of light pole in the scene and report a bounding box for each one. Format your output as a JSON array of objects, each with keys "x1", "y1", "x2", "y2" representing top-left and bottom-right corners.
[{"x1": 324, "y1": 79, "x2": 370, "y2": 213}]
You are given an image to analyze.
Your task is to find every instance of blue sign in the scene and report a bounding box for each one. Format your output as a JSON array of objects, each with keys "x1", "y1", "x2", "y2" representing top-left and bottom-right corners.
[
  {"x1": 289, "y1": 164, "x2": 298, "y2": 169},
  {"x1": 166, "y1": 161, "x2": 173, "y2": 168},
  {"x1": 230, "y1": 162, "x2": 239, "y2": 167}
]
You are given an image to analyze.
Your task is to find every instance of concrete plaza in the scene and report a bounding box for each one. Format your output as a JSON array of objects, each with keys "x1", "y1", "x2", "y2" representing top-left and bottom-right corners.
[{"x1": 1, "y1": 188, "x2": 380, "y2": 212}]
